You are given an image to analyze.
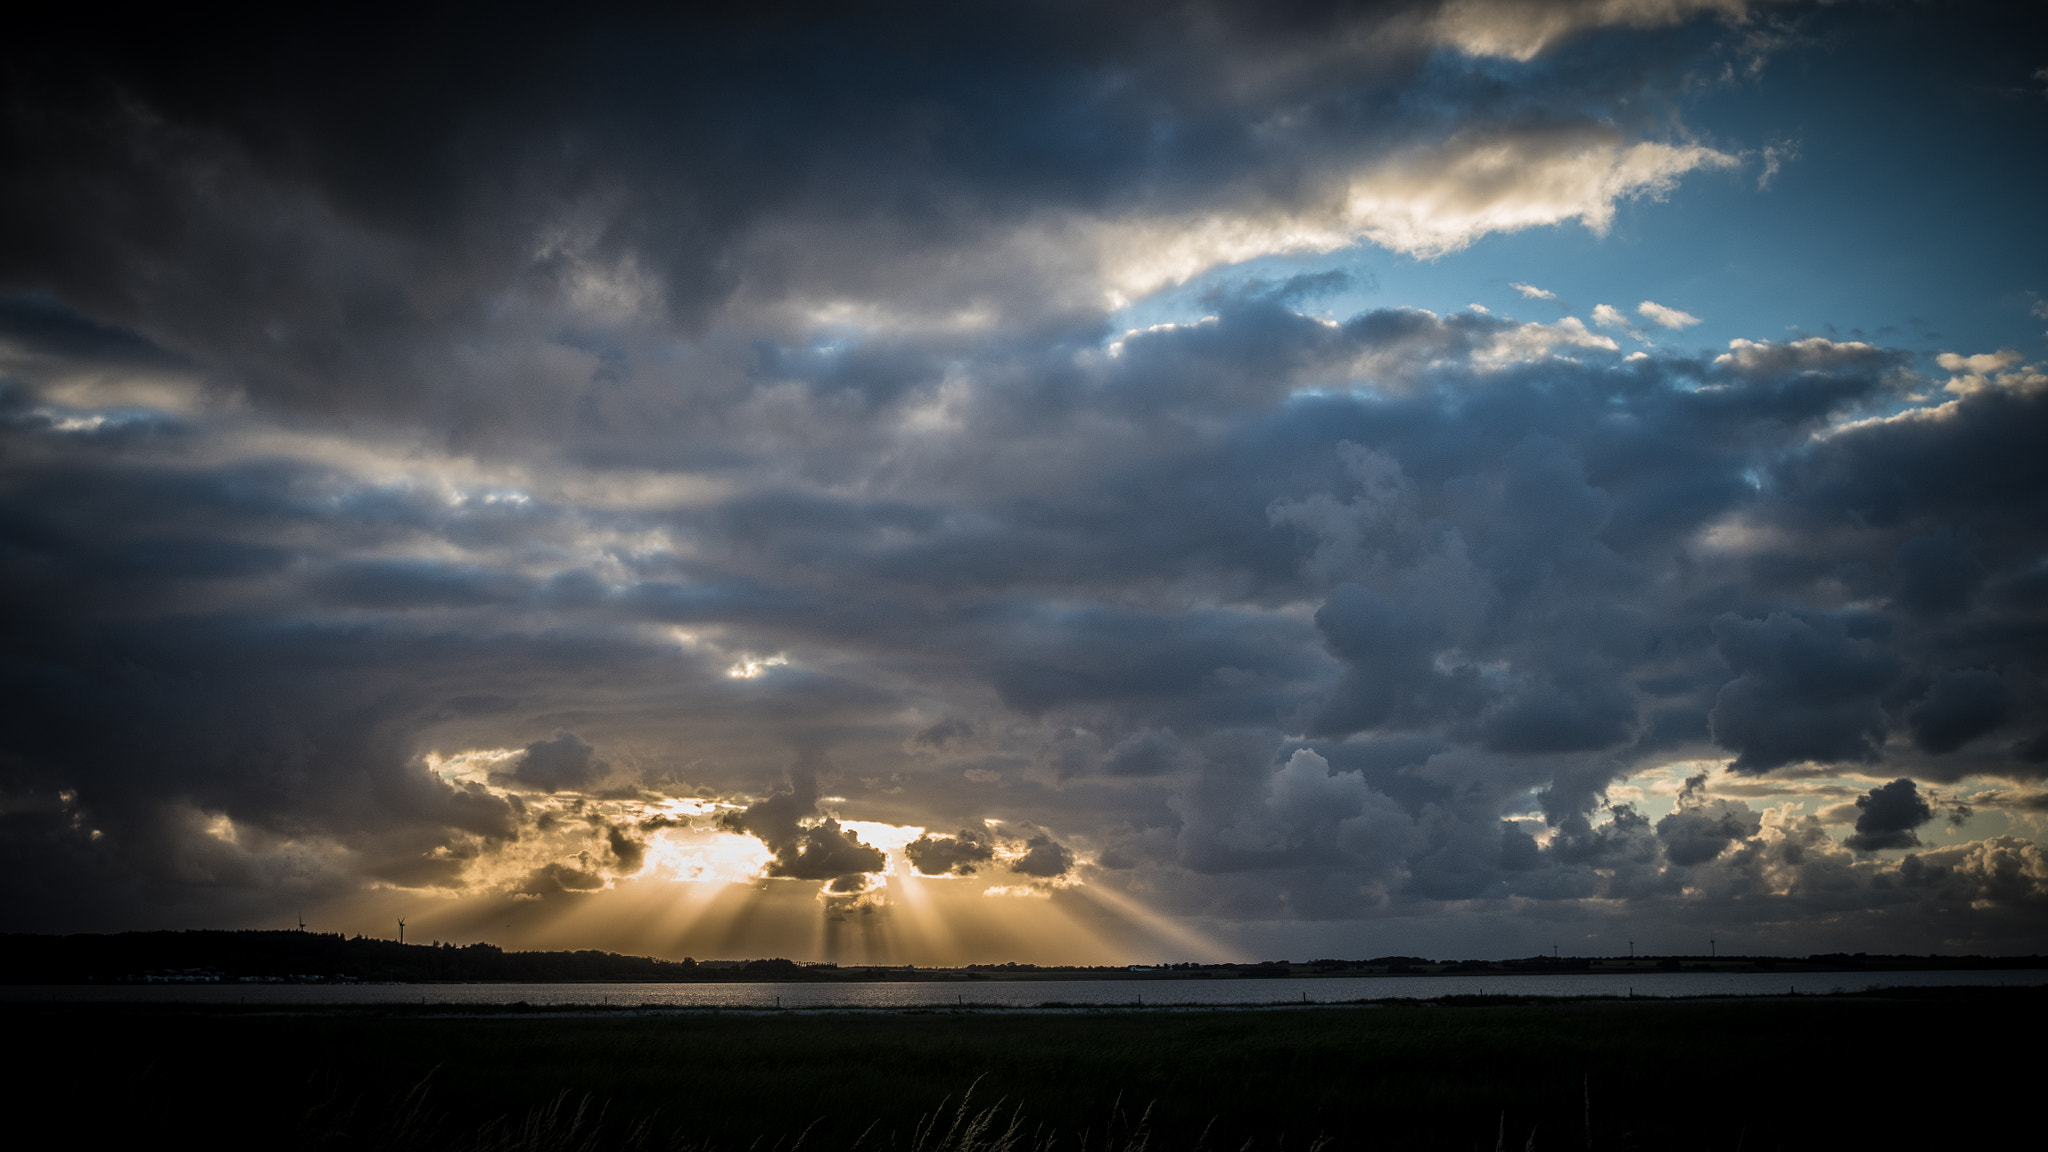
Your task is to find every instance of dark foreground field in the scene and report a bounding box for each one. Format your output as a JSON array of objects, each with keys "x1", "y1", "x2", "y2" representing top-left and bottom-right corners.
[{"x1": 9, "y1": 988, "x2": 2038, "y2": 1150}]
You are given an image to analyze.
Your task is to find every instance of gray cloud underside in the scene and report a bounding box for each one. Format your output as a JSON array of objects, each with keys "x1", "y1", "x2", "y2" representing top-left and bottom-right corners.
[
  {"x1": 907, "y1": 830, "x2": 997, "y2": 877},
  {"x1": 719, "y1": 772, "x2": 888, "y2": 882},
  {"x1": 3, "y1": 1, "x2": 2046, "y2": 949}
]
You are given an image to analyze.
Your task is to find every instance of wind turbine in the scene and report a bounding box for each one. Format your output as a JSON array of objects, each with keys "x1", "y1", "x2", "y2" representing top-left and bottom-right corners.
[
  {"x1": 397, "y1": 917, "x2": 407, "y2": 946},
  {"x1": 297, "y1": 914, "x2": 306, "y2": 932}
]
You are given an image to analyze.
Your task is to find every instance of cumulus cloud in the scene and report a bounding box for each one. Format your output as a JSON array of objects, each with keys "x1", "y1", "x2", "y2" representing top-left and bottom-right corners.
[
  {"x1": 604, "y1": 819, "x2": 670, "y2": 875},
  {"x1": 513, "y1": 732, "x2": 607, "y2": 793},
  {"x1": 1906, "y1": 669, "x2": 2015, "y2": 755},
  {"x1": 1655, "y1": 774, "x2": 1761, "y2": 865},
  {"x1": 1103, "y1": 729, "x2": 1192, "y2": 777},
  {"x1": 1473, "y1": 316, "x2": 1620, "y2": 365},
  {"x1": 717, "y1": 773, "x2": 887, "y2": 883},
  {"x1": 1511, "y1": 283, "x2": 1558, "y2": 300},
  {"x1": 1898, "y1": 836, "x2": 2048, "y2": 909},
  {"x1": 1430, "y1": 0, "x2": 1756, "y2": 62},
  {"x1": 1091, "y1": 130, "x2": 1737, "y2": 295},
  {"x1": 906, "y1": 829, "x2": 996, "y2": 876},
  {"x1": 1937, "y1": 350, "x2": 2021, "y2": 379},
  {"x1": 1713, "y1": 336, "x2": 1894, "y2": 377},
  {"x1": 1338, "y1": 133, "x2": 1738, "y2": 258},
  {"x1": 1008, "y1": 833, "x2": 1076, "y2": 878},
  {"x1": 1845, "y1": 779, "x2": 1936, "y2": 853},
  {"x1": 1937, "y1": 350, "x2": 2045, "y2": 396},
  {"x1": 1710, "y1": 613, "x2": 1900, "y2": 773},
  {"x1": 515, "y1": 858, "x2": 610, "y2": 895},
  {"x1": 1175, "y1": 749, "x2": 1418, "y2": 886},
  {"x1": 1637, "y1": 300, "x2": 1701, "y2": 329}
]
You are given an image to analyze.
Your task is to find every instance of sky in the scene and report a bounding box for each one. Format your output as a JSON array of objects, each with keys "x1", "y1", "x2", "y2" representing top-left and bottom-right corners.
[{"x1": 3, "y1": 0, "x2": 2046, "y2": 964}]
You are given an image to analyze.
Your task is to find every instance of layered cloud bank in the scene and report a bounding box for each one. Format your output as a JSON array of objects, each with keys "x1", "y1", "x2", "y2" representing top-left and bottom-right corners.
[{"x1": 2, "y1": 1, "x2": 2045, "y2": 959}]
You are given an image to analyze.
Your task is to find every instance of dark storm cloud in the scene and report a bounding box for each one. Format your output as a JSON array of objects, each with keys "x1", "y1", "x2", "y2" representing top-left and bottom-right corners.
[
  {"x1": 987, "y1": 604, "x2": 1322, "y2": 724},
  {"x1": 314, "y1": 561, "x2": 539, "y2": 611},
  {"x1": 0, "y1": 0, "x2": 1764, "y2": 442},
  {"x1": 1103, "y1": 729, "x2": 1193, "y2": 777},
  {"x1": 906, "y1": 829, "x2": 996, "y2": 876},
  {"x1": 605, "y1": 818, "x2": 674, "y2": 875},
  {"x1": 516, "y1": 859, "x2": 609, "y2": 895},
  {"x1": 0, "y1": 613, "x2": 548, "y2": 924},
  {"x1": 1254, "y1": 332, "x2": 1923, "y2": 797},
  {"x1": 1892, "y1": 531, "x2": 1988, "y2": 616},
  {"x1": 1768, "y1": 388, "x2": 2048, "y2": 537},
  {"x1": 1155, "y1": 743, "x2": 1423, "y2": 904},
  {"x1": 4, "y1": 1, "x2": 2047, "y2": 951},
  {"x1": 1709, "y1": 612, "x2": 1900, "y2": 773},
  {"x1": 0, "y1": 293, "x2": 186, "y2": 369},
  {"x1": 9, "y1": 308, "x2": 2046, "y2": 931},
  {"x1": 1546, "y1": 803, "x2": 1659, "y2": 871},
  {"x1": 0, "y1": 476, "x2": 917, "y2": 927},
  {"x1": 717, "y1": 772, "x2": 886, "y2": 882},
  {"x1": 1009, "y1": 833, "x2": 1076, "y2": 879},
  {"x1": 1655, "y1": 774, "x2": 1762, "y2": 866},
  {"x1": 1906, "y1": 669, "x2": 2016, "y2": 755},
  {"x1": 1127, "y1": 339, "x2": 2048, "y2": 922},
  {"x1": 1309, "y1": 582, "x2": 1467, "y2": 735},
  {"x1": 911, "y1": 719, "x2": 975, "y2": 750},
  {"x1": 1845, "y1": 778, "x2": 1935, "y2": 854},
  {"x1": 513, "y1": 731, "x2": 607, "y2": 793},
  {"x1": 7, "y1": 4, "x2": 1311, "y2": 419}
]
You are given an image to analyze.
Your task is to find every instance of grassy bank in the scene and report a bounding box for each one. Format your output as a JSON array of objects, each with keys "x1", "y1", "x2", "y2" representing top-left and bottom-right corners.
[{"x1": 11, "y1": 988, "x2": 2038, "y2": 1150}]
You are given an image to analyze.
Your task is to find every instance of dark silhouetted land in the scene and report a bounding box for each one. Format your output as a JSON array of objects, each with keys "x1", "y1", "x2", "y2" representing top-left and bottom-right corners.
[{"x1": 5, "y1": 986, "x2": 2040, "y2": 1150}]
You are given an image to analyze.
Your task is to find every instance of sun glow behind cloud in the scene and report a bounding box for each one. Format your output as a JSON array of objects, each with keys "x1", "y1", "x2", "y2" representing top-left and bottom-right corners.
[
  {"x1": 725, "y1": 654, "x2": 789, "y2": 679},
  {"x1": 642, "y1": 825, "x2": 777, "y2": 884},
  {"x1": 314, "y1": 756, "x2": 1214, "y2": 964},
  {"x1": 311, "y1": 862, "x2": 1220, "y2": 968}
]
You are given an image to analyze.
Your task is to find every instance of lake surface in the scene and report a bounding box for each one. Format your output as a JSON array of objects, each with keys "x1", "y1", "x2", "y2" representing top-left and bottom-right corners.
[{"x1": 6, "y1": 968, "x2": 2043, "y2": 1008}]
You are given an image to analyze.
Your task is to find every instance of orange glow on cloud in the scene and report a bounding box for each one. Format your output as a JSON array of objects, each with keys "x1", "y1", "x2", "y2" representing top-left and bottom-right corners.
[{"x1": 302, "y1": 751, "x2": 1224, "y2": 966}]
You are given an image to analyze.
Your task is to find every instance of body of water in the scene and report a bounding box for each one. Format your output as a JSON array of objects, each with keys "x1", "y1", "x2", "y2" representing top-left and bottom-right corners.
[{"x1": 5, "y1": 968, "x2": 2043, "y2": 1008}]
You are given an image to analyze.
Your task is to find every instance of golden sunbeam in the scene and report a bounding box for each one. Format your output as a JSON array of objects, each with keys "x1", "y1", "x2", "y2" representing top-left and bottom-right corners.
[
  {"x1": 291, "y1": 829, "x2": 1231, "y2": 966},
  {"x1": 1066, "y1": 881, "x2": 1226, "y2": 961},
  {"x1": 889, "y1": 871, "x2": 963, "y2": 961}
]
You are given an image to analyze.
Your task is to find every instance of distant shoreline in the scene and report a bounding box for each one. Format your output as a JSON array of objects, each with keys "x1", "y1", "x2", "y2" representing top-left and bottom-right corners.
[{"x1": 5, "y1": 929, "x2": 2046, "y2": 986}]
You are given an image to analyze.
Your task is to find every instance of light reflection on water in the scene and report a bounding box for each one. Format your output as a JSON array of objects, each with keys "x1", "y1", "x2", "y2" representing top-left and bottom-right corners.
[{"x1": 6, "y1": 968, "x2": 2044, "y2": 1008}]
